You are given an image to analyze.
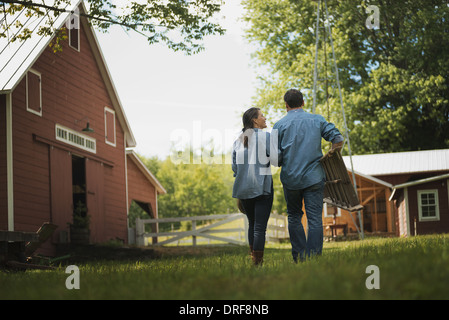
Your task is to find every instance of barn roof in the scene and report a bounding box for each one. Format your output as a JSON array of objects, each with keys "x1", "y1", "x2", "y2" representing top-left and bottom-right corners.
[
  {"x1": 0, "y1": 0, "x2": 136, "y2": 148},
  {"x1": 0, "y1": 0, "x2": 81, "y2": 91},
  {"x1": 343, "y1": 149, "x2": 449, "y2": 176},
  {"x1": 126, "y1": 150, "x2": 167, "y2": 195}
]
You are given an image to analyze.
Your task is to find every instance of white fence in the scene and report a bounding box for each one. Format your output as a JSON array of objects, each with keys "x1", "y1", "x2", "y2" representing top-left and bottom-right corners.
[{"x1": 134, "y1": 213, "x2": 288, "y2": 247}]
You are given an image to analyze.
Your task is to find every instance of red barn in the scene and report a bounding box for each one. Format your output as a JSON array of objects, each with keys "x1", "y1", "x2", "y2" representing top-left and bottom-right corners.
[
  {"x1": 343, "y1": 149, "x2": 449, "y2": 237},
  {"x1": 318, "y1": 149, "x2": 448, "y2": 239},
  {"x1": 0, "y1": 0, "x2": 165, "y2": 254}
]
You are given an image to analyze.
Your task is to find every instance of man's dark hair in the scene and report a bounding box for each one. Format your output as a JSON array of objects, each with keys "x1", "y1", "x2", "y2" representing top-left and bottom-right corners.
[{"x1": 284, "y1": 89, "x2": 304, "y2": 109}]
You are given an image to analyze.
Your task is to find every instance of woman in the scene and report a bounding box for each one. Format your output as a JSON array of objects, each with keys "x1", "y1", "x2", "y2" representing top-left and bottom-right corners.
[{"x1": 232, "y1": 108, "x2": 273, "y2": 266}]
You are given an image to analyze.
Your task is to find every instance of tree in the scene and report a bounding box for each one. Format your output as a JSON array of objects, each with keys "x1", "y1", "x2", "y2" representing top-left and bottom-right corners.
[
  {"x1": 137, "y1": 149, "x2": 237, "y2": 220},
  {"x1": 242, "y1": 0, "x2": 449, "y2": 154},
  {"x1": 0, "y1": 0, "x2": 225, "y2": 54}
]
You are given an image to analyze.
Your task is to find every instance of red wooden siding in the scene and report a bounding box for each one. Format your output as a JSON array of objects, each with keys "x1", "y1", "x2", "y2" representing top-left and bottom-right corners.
[
  {"x1": 9, "y1": 13, "x2": 128, "y2": 247},
  {"x1": 11, "y1": 76, "x2": 51, "y2": 232},
  {"x1": 407, "y1": 180, "x2": 449, "y2": 235},
  {"x1": 86, "y1": 158, "x2": 105, "y2": 243},
  {"x1": 104, "y1": 164, "x2": 127, "y2": 242},
  {"x1": 49, "y1": 147, "x2": 72, "y2": 245},
  {"x1": 375, "y1": 171, "x2": 449, "y2": 186},
  {"x1": 0, "y1": 94, "x2": 7, "y2": 230},
  {"x1": 127, "y1": 156, "x2": 157, "y2": 218}
]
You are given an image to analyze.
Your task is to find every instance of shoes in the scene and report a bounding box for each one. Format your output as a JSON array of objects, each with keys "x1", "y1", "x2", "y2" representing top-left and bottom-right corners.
[
  {"x1": 292, "y1": 254, "x2": 305, "y2": 264},
  {"x1": 248, "y1": 245, "x2": 263, "y2": 266},
  {"x1": 252, "y1": 250, "x2": 264, "y2": 266}
]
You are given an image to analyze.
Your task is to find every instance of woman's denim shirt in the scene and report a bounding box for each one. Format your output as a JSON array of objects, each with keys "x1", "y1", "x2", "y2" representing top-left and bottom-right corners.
[{"x1": 232, "y1": 129, "x2": 273, "y2": 200}]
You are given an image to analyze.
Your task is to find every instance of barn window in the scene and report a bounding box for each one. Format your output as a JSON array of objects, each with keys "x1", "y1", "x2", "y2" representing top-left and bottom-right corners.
[
  {"x1": 104, "y1": 107, "x2": 116, "y2": 147},
  {"x1": 55, "y1": 124, "x2": 97, "y2": 154},
  {"x1": 418, "y1": 190, "x2": 440, "y2": 221},
  {"x1": 68, "y1": 12, "x2": 80, "y2": 51},
  {"x1": 324, "y1": 202, "x2": 341, "y2": 218},
  {"x1": 26, "y1": 69, "x2": 42, "y2": 116}
]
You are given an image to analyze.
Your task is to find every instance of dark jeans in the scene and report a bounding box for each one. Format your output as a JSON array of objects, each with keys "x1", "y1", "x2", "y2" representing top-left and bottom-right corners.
[
  {"x1": 283, "y1": 180, "x2": 325, "y2": 261},
  {"x1": 240, "y1": 193, "x2": 273, "y2": 251}
]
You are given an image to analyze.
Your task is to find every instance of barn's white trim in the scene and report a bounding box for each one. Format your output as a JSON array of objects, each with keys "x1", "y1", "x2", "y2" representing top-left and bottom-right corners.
[
  {"x1": 26, "y1": 69, "x2": 43, "y2": 117},
  {"x1": 6, "y1": 93, "x2": 14, "y2": 231},
  {"x1": 104, "y1": 106, "x2": 116, "y2": 147}
]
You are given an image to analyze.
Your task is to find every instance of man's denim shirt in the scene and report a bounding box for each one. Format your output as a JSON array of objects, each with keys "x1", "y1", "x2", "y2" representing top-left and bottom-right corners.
[
  {"x1": 232, "y1": 129, "x2": 273, "y2": 200},
  {"x1": 272, "y1": 108, "x2": 344, "y2": 190}
]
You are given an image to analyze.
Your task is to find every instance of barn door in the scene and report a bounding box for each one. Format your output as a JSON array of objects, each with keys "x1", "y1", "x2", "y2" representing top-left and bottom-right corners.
[
  {"x1": 50, "y1": 147, "x2": 73, "y2": 243},
  {"x1": 85, "y1": 159, "x2": 105, "y2": 243}
]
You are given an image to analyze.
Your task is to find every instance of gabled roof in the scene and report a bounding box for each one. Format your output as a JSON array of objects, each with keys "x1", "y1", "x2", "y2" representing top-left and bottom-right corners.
[
  {"x1": 126, "y1": 150, "x2": 166, "y2": 195},
  {"x1": 343, "y1": 149, "x2": 449, "y2": 176},
  {"x1": 0, "y1": 0, "x2": 80, "y2": 91},
  {"x1": 389, "y1": 173, "x2": 449, "y2": 201},
  {"x1": 350, "y1": 169, "x2": 393, "y2": 189},
  {"x1": 0, "y1": 0, "x2": 136, "y2": 147}
]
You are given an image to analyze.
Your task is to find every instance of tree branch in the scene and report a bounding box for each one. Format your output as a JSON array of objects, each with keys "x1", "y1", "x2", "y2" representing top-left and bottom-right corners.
[
  {"x1": 0, "y1": 0, "x2": 157, "y2": 31},
  {"x1": 1, "y1": 0, "x2": 225, "y2": 54}
]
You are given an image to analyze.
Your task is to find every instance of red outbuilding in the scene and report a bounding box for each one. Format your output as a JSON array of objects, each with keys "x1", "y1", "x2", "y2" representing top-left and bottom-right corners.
[{"x1": 0, "y1": 0, "x2": 165, "y2": 255}]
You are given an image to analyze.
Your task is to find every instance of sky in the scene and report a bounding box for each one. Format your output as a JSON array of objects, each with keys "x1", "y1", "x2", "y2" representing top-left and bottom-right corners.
[{"x1": 95, "y1": 1, "x2": 259, "y2": 159}]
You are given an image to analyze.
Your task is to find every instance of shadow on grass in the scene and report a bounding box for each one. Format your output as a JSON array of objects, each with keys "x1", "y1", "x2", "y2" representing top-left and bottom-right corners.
[{"x1": 54, "y1": 244, "x2": 290, "y2": 265}]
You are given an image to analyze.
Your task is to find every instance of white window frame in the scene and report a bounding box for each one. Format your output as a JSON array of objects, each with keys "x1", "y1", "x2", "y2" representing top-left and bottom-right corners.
[
  {"x1": 417, "y1": 189, "x2": 440, "y2": 222},
  {"x1": 68, "y1": 12, "x2": 80, "y2": 52},
  {"x1": 55, "y1": 124, "x2": 97, "y2": 154},
  {"x1": 26, "y1": 69, "x2": 42, "y2": 117},
  {"x1": 324, "y1": 202, "x2": 342, "y2": 218},
  {"x1": 104, "y1": 106, "x2": 116, "y2": 147}
]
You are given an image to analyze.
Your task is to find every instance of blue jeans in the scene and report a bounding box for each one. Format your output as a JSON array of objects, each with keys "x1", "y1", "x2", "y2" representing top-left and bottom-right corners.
[
  {"x1": 283, "y1": 180, "x2": 325, "y2": 261},
  {"x1": 241, "y1": 193, "x2": 273, "y2": 251}
]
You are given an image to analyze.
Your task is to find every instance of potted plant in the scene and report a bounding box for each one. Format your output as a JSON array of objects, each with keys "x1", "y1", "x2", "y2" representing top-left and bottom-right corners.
[{"x1": 69, "y1": 201, "x2": 91, "y2": 245}]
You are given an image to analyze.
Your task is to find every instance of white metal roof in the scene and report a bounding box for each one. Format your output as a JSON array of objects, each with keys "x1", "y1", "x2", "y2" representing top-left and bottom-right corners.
[
  {"x1": 0, "y1": 0, "x2": 81, "y2": 92},
  {"x1": 343, "y1": 149, "x2": 449, "y2": 176},
  {"x1": 0, "y1": 0, "x2": 137, "y2": 148}
]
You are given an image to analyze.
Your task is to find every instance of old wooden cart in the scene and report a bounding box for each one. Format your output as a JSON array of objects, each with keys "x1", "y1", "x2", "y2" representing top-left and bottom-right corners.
[{"x1": 0, "y1": 223, "x2": 57, "y2": 270}]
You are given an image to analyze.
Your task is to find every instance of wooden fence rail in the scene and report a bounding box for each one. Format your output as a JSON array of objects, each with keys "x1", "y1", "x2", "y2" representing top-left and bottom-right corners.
[{"x1": 135, "y1": 213, "x2": 288, "y2": 247}]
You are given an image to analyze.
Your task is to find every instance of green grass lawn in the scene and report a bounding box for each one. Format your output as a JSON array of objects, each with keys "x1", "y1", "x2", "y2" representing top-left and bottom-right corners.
[{"x1": 1, "y1": 234, "x2": 449, "y2": 300}]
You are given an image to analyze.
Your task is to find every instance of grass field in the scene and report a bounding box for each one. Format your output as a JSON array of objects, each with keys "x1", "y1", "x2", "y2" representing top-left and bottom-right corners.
[{"x1": 1, "y1": 234, "x2": 449, "y2": 300}]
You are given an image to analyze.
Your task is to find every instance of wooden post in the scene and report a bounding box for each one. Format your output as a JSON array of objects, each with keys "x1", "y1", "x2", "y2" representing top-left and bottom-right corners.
[
  {"x1": 192, "y1": 220, "x2": 196, "y2": 246},
  {"x1": 374, "y1": 184, "x2": 378, "y2": 232},
  {"x1": 385, "y1": 188, "x2": 394, "y2": 234},
  {"x1": 135, "y1": 218, "x2": 145, "y2": 246},
  {"x1": 243, "y1": 214, "x2": 248, "y2": 245},
  {"x1": 414, "y1": 218, "x2": 417, "y2": 236}
]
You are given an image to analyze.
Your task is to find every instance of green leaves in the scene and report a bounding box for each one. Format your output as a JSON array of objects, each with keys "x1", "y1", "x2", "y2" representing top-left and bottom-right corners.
[
  {"x1": 138, "y1": 150, "x2": 236, "y2": 219},
  {"x1": 0, "y1": 0, "x2": 225, "y2": 55},
  {"x1": 243, "y1": 0, "x2": 449, "y2": 154}
]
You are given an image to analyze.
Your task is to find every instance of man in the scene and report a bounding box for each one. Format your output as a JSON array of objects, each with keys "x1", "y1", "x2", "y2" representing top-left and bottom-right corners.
[{"x1": 273, "y1": 89, "x2": 344, "y2": 262}]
